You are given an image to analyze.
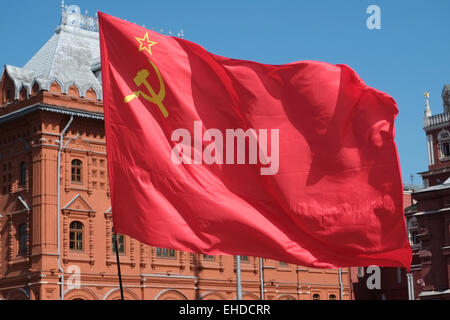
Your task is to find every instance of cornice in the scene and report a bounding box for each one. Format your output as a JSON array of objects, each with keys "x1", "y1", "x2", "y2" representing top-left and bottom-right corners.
[{"x1": 0, "y1": 103, "x2": 104, "y2": 125}]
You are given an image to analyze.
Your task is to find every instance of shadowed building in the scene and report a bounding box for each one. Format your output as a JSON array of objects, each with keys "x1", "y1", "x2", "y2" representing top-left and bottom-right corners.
[
  {"x1": 350, "y1": 89, "x2": 450, "y2": 300},
  {"x1": 403, "y1": 89, "x2": 450, "y2": 300},
  {"x1": 349, "y1": 185, "x2": 418, "y2": 300},
  {"x1": 0, "y1": 4, "x2": 351, "y2": 300}
]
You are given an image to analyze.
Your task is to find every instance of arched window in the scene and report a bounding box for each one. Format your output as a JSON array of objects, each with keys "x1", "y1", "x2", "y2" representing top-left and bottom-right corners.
[
  {"x1": 71, "y1": 159, "x2": 82, "y2": 183},
  {"x1": 112, "y1": 234, "x2": 125, "y2": 254},
  {"x1": 407, "y1": 217, "x2": 420, "y2": 246},
  {"x1": 329, "y1": 294, "x2": 337, "y2": 300},
  {"x1": 438, "y1": 130, "x2": 450, "y2": 158},
  {"x1": 18, "y1": 224, "x2": 27, "y2": 255},
  {"x1": 69, "y1": 221, "x2": 84, "y2": 251},
  {"x1": 19, "y1": 162, "x2": 26, "y2": 186},
  {"x1": 312, "y1": 294, "x2": 320, "y2": 300}
]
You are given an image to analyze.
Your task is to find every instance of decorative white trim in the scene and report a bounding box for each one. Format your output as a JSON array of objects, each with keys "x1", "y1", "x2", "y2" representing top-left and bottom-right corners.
[
  {"x1": 154, "y1": 288, "x2": 188, "y2": 300},
  {"x1": 101, "y1": 287, "x2": 140, "y2": 300},
  {"x1": 438, "y1": 129, "x2": 450, "y2": 141},
  {"x1": 199, "y1": 291, "x2": 227, "y2": 300},
  {"x1": 62, "y1": 194, "x2": 95, "y2": 212},
  {"x1": 427, "y1": 134, "x2": 434, "y2": 166},
  {"x1": 17, "y1": 196, "x2": 31, "y2": 211}
]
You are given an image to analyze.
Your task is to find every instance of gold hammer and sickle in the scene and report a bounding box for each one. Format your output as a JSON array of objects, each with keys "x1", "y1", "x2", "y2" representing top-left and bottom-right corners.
[{"x1": 124, "y1": 59, "x2": 169, "y2": 118}]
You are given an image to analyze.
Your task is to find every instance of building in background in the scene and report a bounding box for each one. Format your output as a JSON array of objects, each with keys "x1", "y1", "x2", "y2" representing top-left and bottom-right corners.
[
  {"x1": 351, "y1": 89, "x2": 450, "y2": 300},
  {"x1": 403, "y1": 89, "x2": 450, "y2": 300},
  {"x1": 349, "y1": 185, "x2": 419, "y2": 300},
  {"x1": 0, "y1": 4, "x2": 351, "y2": 300}
]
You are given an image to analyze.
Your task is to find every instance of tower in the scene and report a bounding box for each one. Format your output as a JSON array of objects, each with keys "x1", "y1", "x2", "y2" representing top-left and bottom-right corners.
[
  {"x1": 404, "y1": 85, "x2": 450, "y2": 300},
  {"x1": 420, "y1": 86, "x2": 450, "y2": 187}
]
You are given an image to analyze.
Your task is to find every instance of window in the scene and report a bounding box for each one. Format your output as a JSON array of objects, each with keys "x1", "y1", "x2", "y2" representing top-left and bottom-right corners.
[
  {"x1": 112, "y1": 234, "x2": 125, "y2": 254},
  {"x1": 156, "y1": 247, "x2": 175, "y2": 258},
  {"x1": 313, "y1": 294, "x2": 320, "y2": 300},
  {"x1": 438, "y1": 130, "x2": 450, "y2": 159},
  {"x1": 19, "y1": 162, "x2": 26, "y2": 186},
  {"x1": 240, "y1": 256, "x2": 249, "y2": 262},
  {"x1": 203, "y1": 254, "x2": 215, "y2": 261},
  {"x1": 443, "y1": 142, "x2": 450, "y2": 157},
  {"x1": 329, "y1": 294, "x2": 337, "y2": 300},
  {"x1": 278, "y1": 261, "x2": 289, "y2": 268},
  {"x1": 71, "y1": 159, "x2": 82, "y2": 183},
  {"x1": 69, "y1": 221, "x2": 84, "y2": 251},
  {"x1": 407, "y1": 217, "x2": 420, "y2": 246},
  {"x1": 18, "y1": 224, "x2": 27, "y2": 255}
]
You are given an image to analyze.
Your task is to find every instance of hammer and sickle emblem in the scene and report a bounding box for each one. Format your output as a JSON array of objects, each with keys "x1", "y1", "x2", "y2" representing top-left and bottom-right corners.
[{"x1": 124, "y1": 59, "x2": 169, "y2": 118}]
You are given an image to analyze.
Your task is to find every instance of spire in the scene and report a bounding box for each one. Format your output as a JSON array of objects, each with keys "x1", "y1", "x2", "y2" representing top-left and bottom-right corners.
[
  {"x1": 57, "y1": 2, "x2": 99, "y2": 32},
  {"x1": 424, "y1": 91, "x2": 432, "y2": 127},
  {"x1": 424, "y1": 91, "x2": 432, "y2": 117},
  {"x1": 60, "y1": 0, "x2": 66, "y2": 27}
]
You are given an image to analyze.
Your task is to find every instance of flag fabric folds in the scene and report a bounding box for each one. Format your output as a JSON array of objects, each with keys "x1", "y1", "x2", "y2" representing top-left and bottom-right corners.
[{"x1": 99, "y1": 12, "x2": 411, "y2": 269}]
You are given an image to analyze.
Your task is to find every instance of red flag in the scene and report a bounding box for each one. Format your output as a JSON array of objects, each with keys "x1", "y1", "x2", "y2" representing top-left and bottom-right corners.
[{"x1": 99, "y1": 12, "x2": 411, "y2": 269}]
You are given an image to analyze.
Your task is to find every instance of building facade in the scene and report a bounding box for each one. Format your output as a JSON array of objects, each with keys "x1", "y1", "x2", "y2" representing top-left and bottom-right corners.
[
  {"x1": 402, "y1": 89, "x2": 450, "y2": 300},
  {"x1": 0, "y1": 4, "x2": 351, "y2": 300},
  {"x1": 349, "y1": 185, "x2": 418, "y2": 300},
  {"x1": 350, "y1": 90, "x2": 450, "y2": 300}
]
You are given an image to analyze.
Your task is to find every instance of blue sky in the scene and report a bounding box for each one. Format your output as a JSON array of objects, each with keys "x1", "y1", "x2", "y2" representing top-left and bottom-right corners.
[{"x1": 1, "y1": 0, "x2": 449, "y2": 186}]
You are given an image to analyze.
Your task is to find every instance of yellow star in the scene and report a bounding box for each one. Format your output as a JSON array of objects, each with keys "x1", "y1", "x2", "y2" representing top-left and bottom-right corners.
[{"x1": 135, "y1": 32, "x2": 157, "y2": 55}]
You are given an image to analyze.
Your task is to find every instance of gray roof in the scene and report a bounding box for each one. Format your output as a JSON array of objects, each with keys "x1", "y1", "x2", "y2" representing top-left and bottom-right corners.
[
  {"x1": 0, "y1": 103, "x2": 104, "y2": 125},
  {"x1": 414, "y1": 177, "x2": 450, "y2": 194},
  {"x1": 1, "y1": 5, "x2": 102, "y2": 101}
]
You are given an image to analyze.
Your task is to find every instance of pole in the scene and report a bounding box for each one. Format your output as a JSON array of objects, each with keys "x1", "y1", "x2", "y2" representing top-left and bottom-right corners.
[
  {"x1": 113, "y1": 228, "x2": 124, "y2": 300},
  {"x1": 259, "y1": 258, "x2": 265, "y2": 300},
  {"x1": 236, "y1": 255, "x2": 242, "y2": 300},
  {"x1": 406, "y1": 272, "x2": 415, "y2": 300},
  {"x1": 57, "y1": 116, "x2": 73, "y2": 300},
  {"x1": 338, "y1": 268, "x2": 344, "y2": 300}
]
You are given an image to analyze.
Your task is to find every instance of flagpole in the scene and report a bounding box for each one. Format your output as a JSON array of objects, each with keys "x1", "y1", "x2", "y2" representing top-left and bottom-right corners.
[
  {"x1": 236, "y1": 255, "x2": 243, "y2": 300},
  {"x1": 113, "y1": 228, "x2": 125, "y2": 300},
  {"x1": 259, "y1": 257, "x2": 265, "y2": 300}
]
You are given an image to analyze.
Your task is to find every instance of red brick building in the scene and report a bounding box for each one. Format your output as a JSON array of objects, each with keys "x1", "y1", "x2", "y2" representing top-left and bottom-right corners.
[{"x1": 0, "y1": 4, "x2": 351, "y2": 300}]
